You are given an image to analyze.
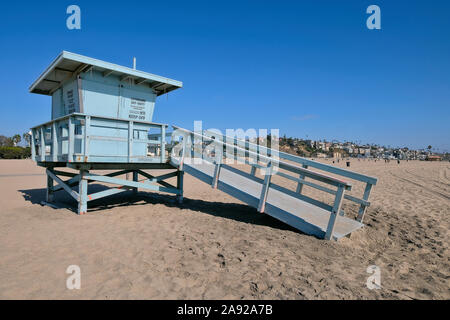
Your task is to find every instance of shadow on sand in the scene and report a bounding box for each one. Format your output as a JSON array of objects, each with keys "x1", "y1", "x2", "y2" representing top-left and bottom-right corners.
[{"x1": 18, "y1": 184, "x2": 299, "y2": 233}]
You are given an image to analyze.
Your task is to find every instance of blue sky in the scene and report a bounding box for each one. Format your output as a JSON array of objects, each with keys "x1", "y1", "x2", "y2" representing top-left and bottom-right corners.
[{"x1": 0, "y1": 0, "x2": 449, "y2": 151}]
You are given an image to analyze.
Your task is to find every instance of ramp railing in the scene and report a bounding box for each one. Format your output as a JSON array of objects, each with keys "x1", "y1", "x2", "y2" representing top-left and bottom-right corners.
[
  {"x1": 170, "y1": 127, "x2": 377, "y2": 240},
  {"x1": 201, "y1": 129, "x2": 378, "y2": 223}
]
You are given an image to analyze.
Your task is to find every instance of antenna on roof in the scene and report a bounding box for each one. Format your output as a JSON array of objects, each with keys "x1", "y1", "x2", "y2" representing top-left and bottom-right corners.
[{"x1": 133, "y1": 57, "x2": 136, "y2": 70}]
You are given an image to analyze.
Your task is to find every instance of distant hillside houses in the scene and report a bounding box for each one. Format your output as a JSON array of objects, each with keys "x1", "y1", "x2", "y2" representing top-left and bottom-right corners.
[{"x1": 277, "y1": 136, "x2": 448, "y2": 160}]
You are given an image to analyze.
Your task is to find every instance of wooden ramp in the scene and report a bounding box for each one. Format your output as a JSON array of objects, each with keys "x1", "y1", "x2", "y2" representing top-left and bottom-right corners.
[
  {"x1": 181, "y1": 160, "x2": 363, "y2": 240},
  {"x1": 170, "y1": 127, "x2": 377, "y2": 241}
]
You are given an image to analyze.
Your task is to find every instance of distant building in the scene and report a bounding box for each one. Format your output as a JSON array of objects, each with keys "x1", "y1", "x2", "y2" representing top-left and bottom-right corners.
[{"x1": 426, "y1": 155, "x2": 442, "y2": 161}]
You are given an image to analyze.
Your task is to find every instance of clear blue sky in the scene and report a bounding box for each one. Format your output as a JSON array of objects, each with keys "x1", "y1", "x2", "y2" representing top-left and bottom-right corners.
[{"x1": 0, "y1": 0, "x2": 449, "y2": 151}]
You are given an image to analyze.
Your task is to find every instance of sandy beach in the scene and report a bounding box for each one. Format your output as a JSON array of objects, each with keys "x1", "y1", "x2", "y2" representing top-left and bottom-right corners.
[{"x1": 0, "y1": 159, "x2": 448, "y2": 300}]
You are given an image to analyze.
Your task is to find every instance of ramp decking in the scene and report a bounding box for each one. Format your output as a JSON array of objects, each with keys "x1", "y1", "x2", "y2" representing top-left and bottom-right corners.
[{"x1": 179, "y1": 160, "x2": 364, "y2": 240}]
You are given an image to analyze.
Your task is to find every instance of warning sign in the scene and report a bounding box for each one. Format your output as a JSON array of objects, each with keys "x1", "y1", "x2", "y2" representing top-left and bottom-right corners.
[{"x1": 129, "y1": 97, "x2": 146, "y2": 120}]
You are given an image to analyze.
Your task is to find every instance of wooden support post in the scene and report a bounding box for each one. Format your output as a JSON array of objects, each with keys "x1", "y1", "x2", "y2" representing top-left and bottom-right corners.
[
  {"x1": 258, "y1": 162, "x2": 272, "y2": 213},
  {"x1": 46, "y1": 169, "x2": 54, "y2": 202},
  {"x1": 132, "y1": 171, "x2": 138, "y2": 195},
  {"x1": 356, "y1": 183, "x2": 373, "y2": 223},
  {"x1": 46, "y1": 169, "x2": 79, "y2": 199},
  {"x1": 296, "y1": 164, "x2": 308, "y2": 194},
  {"x1": 325, "y1": 185, "x2": 345, "y2": 240},
  {"x1": 78, "y1": 170, "x2": 88, "y2": 215},
  {"x1": 176, "y1": 170, "x2": 184, "y2": 204},
  {"x1": 211, "y1": 162, "x2": 221, "y2": 189}
]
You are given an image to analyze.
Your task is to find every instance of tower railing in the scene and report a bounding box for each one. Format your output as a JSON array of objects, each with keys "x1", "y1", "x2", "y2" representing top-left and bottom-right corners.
[{"x1": 31, "y1": 113, "x2": 169, "y2": 164}]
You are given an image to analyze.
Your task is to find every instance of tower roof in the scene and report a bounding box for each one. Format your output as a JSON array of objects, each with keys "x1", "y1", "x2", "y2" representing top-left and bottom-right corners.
[{"x1": 29, "y1": 51, "x2": 183, "y2": 96}]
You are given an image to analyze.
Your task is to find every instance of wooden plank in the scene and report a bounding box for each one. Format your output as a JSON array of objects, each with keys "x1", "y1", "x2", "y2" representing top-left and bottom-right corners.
[
  {"x1": 51, "y1": 175, "x2": 81, "y2": 192},
  {"x1": 52, "y1": 170, "x2": 78, "y2": 177},
  {"x1": 46, "y1": 169, "x2": 79, "y2": 200},
  {"x1": 136, "y1": 170, "x2": 177, "y2": 189},
  {"x1": 88, "y1": 187, "x2": 131, "y2": 202},
  {"x1": 84, "y1": 173, "x2": 181, "y2": 195}
]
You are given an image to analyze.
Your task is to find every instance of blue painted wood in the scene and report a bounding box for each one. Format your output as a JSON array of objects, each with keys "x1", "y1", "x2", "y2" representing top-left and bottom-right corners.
[
  {"x1": 32, "y1": 113, "x2": 169, "y2": 164},
  {"x1": 357, "y1": 183, "x2": 373, "y2": 222},
  {"x1": 46, "y1": 169, "x2": 79, "y2": 200},
  {"x1": 296, "y1": 164, "x2": 308, "y2": 194},
  {"x1": 84, "y1": 173, "x2": 181, "y2": 195},
  {"x1": 325, "y1": 186, "x2": 346, "y2": 240},
  {"x1": 31, "y1": 129, "x2": 36, "y2": 160},
  {"x1": 202, "y1": 129, "x2": 378, "y2": 186},
  {"x1": 88, "y1": 187, "x2": 131, "y2": 202},
  {"x1": 78, "y1": 170, "x2": 88, "y2": 215},
  {"x1": 40, "y1": 127, "x2": 45, "y2": 162},
  {"x1": 258, "y1": 162, "x2": 272, "y2": 213},
  {"x1": 30, "y1": 51, "x2": 182, "y2": 97}
]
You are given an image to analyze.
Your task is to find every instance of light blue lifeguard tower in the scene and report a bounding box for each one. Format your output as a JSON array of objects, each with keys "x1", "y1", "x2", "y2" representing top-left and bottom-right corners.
[
  {"x1": 30, "y1": 51, "x2": 184, "y2": 215},
  {"x1": 30, "y1": 51, "x2": 378, "y2": 241}
]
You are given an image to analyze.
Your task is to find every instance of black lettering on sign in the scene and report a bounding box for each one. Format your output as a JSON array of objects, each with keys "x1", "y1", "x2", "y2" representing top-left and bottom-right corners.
[
  {"x1": 67, "y1": 89, "x2": 75, "y2": 114},
  {"x1": 129, "y1": 97, "x2": 146, "y2": 120}
]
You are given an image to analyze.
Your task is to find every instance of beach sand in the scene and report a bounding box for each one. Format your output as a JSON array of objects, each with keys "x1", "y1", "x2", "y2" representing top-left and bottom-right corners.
[{"x1": 0, "y1": 159, "x2": 448, "y2": 299}]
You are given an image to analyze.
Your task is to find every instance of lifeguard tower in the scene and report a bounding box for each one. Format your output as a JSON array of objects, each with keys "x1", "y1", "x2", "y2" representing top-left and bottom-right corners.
[
  {"x1": 30, "y1": 51, "x2": 184, "y2": 215},
  {"x1": 30, "y1": 51, "x2": 378, "y2": 241}
]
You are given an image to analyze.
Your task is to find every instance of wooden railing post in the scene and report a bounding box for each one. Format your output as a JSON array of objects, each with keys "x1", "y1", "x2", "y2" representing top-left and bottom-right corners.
[
  {"x1": 325, "y1": 185, "x2": 345, "y2": 240},
  {"x1": 68, "y1": 117, "x2": 74, "y2": 162},
  {"x1": 258, "y1": 162, "x2": 273, "y2": 213},
  {"x1": 84, "y1": 115, "x2": 91, "y2": 161},
  {"x1": 52, "y1": 122, "x2": 58, "y2": 162},
  {"x1": 40, "y1": 127, "x2": 45, "y2": 162},
  {"x1": 296, "y1": 164, "x2": 308, "y2": 194},
  {"x1": 161, "y1": 125, "x2": 166, "y2": 163},
  {"x1": 357, "y1": 183, "x2": 373, "y2": 223},
  {"x1": 212, "y1": 162, "x2": 221, "y2": 189}
]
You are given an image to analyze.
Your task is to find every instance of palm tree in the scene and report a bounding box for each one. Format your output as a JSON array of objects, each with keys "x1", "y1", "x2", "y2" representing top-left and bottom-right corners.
[
  {"x1": 12, "y1": 134, "x2": 21, "y2": 146},
  {"x1": 23, "y1": 132, "x2": 31, "y2": 147}
]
